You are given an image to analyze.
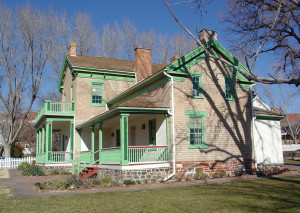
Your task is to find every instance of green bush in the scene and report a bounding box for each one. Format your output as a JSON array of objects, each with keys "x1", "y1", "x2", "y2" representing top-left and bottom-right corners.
[
  {"x1": 123, "y1": 179, "x2": 136, "y2": 186},
  {"x1": 213, "y1": 170, "x2": 227, "y2": 178},
  {"x1": 194, "y1": 171, "x2": 209, "y2": 180},
  {"x1": 17, "y1": 162, "x2": 31, "y2": 171},
  {"x1": 22, "y1": 165, "x2": 44, "y2": 176},
  {"x1": 10, "y1": 144, "x2": 24, "y2": 158},
  {"x1": 234, "y1": 169, "x2": 245, "y2": 177},
  {"x1": 101, "y1": 176, "x2": 112, "y2": 187}
]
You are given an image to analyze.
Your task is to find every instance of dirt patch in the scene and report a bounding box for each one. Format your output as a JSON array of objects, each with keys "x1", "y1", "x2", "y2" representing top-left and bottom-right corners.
[{"x1": 0, "y1": 170, "x2": 9, "y2": 179}]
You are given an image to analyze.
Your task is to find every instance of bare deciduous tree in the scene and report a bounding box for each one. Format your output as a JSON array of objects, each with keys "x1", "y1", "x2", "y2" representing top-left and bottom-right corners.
[
  {"x1": 0, "y1": 4, "x2": 56, "y2": 157},
  {"x1": 123, "y1": 19, "x2": 139, "y2": 60},
  {"x1": 100, "y1": 23, "x2": 123, "y2": 58},
  {"x1": 158, "y1": 34, "x2": 171, "y2": 64},
  {"x1": 163, "y1": 0, "x2": 300, "y2": 86}
]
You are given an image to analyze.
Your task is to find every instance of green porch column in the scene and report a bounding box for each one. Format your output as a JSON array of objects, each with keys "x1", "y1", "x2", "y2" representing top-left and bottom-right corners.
[
  {"x1": 36, "y1": 130, "x2": 39, "y2": 162},
  {"x1": 98, "y1": 122, "x2": 103, "y2": 163},
  {"x1": 120, "y1": 114, "x2": 129, "y2": 165},
  {"x1": 45, "y1": 122, "x2": 52, "y2": 163},
  {"x1": 91, "y1": 125, "x2": 95, "y2": 162},
  {"x1": 42, "y1": 125, "x2": 45, "y2": 154},
  {"x1": 41, "y1": 126, "x2": 45, "y2": 155},
  {"x1": 70, "y1": 122, "x2": 74, "y2": 161}
]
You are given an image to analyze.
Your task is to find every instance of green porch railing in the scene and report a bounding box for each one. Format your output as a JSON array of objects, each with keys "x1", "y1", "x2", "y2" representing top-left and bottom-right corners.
[
  {"x1": 36, "y1": 152, "x2": 47, "y2": 163},
  {"x1": 128, "y1": 146, "x2": 169, "y2": 163},
  {"x1": 50, "y1": 152, "x2": 72, "y2": 163},
  {"x1": 35, "y1": 101, "x2": 75, "y2": 123},
  {"x1": 75, "y1": 151, "x2": 97, "y2": 176},
  {"x1": 100, "y1": 147, "x2": 122, "y2": 163}
]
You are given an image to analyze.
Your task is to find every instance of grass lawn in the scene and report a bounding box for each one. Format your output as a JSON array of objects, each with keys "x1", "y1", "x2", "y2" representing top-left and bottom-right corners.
[
  {"x1": 284, "y1": 159, "x2": 300, "y2": 165},
  {"x1": 1, "y1": 176, "x2": 300, "y2": 212}
]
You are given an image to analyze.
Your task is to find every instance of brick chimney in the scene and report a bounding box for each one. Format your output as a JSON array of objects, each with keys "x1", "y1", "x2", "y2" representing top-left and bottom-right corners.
[
  {"x1": 170, "y1": 55, "x2": 180, "y2": 63},
  {"x1": 134, "y1": 48, "x2": 152, "y2": 82},
  {"x1": 68, "y1": 42, "x2": 77, "y2": 56},
  {"x1": 199, "y1": 29, "x2": 217, "y2": 43}
]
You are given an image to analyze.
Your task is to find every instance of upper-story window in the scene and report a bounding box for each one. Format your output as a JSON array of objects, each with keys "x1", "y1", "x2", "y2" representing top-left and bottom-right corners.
[
  {"x1": 190, "y1": 72, "x2": 204, "y2": 99},
  {"x1": 224, "y1": 76, "x2": 234, "y2": 101},
  {"x1": 90, "y1": 80, "x2": 105, "y2": 106}
]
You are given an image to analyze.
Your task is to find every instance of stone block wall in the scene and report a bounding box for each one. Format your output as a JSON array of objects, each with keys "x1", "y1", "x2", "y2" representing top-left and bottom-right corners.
[{"x1": 97, "y1": 167, "x2": 170, "y2": 184}]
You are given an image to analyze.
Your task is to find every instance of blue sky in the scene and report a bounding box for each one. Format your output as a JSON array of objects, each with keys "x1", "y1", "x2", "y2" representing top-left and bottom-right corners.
[{"x1": 3, "y1": 0, "x2": 299, "y2": 113}]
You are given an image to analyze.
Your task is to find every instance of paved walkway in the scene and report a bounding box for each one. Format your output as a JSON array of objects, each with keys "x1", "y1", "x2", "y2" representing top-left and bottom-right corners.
[{"x1": 0, "y1": 168, "x2": 299, "y2": 199}]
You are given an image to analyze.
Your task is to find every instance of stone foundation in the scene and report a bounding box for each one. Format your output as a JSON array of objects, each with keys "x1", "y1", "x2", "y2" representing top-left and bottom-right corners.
[
  {"x1": 173, "y1": 159, "x2": 254, "y2": 176},
  {"x1": 97, "y1": 167, "x2": 170, "y2": 184},
  {"x1": 38, "y1": 164, "x2": 72, "y2": 175}
]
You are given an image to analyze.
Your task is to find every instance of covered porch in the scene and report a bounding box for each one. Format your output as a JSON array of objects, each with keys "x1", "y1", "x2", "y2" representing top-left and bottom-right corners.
[
  {"x1": 75, "y1": 108, "x2": 170, "y2": 173},
  {"x1": 35, "y1": 118, "x2": 74, "y2": 164}
]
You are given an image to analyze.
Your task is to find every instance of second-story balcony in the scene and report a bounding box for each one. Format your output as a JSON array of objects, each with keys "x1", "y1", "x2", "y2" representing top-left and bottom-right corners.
[{"x1": 35, "y1": 100, "x2": 75, "y2": 123}]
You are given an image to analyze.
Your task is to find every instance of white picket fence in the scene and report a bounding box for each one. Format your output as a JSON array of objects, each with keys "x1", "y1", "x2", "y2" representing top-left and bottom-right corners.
[
  {"x1": 0, "y1": 157, "x2": 36, "y2": 169},
  {"x1": 282, "y1": 144, "x2": 300, "y2": 152}
]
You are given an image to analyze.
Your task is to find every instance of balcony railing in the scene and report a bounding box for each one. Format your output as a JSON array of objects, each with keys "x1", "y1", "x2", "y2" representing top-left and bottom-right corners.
[
  {"x1": 128, "y1": 146, "x2": 169, "y2": 163},
  {"x1": 51, "y1": 152, "x2": 72, "y2": 163},
  {"x1": 35, "y1": 100, "x2": 75, "y2": 122}
]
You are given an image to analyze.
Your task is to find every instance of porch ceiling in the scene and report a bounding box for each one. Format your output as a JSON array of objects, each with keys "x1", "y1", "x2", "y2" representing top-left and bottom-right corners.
[{"x1": 76, "y1": 107, "x2": 169, "y2": 129}]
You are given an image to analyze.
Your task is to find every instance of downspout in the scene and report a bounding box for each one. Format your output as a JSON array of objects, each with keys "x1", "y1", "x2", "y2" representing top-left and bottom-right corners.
[
  {"x1": 163, "y1": 70, "x2": 176, "y2": 181},
  {"x1": 250, "y1": 83, "x2": 257, "y2": 169}
]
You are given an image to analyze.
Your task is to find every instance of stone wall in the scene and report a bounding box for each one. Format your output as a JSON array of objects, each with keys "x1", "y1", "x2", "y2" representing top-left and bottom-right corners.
[
  {"x1": 39, "y1": 164, "x2": 72, "y2": 175},
  {"x1": 97, "y1": 167, "x2": 170, "y2": 184}
]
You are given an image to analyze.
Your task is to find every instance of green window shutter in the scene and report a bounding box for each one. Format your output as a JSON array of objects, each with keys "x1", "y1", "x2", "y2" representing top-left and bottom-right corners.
[
  {"x1": 224, "y1": 76, "x2": 235, "y2": 101},
  {"x1": 185, "y1": 110, "x2": 207, "y2": 149},
  {"x1": 190, "y1": 72, "x2": 204, "y2": 99}
]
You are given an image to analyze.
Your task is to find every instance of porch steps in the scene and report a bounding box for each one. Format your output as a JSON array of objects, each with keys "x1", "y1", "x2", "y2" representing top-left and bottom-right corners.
[{"x1": 80, "y1": 167, "x2": 100, "y2": 179}]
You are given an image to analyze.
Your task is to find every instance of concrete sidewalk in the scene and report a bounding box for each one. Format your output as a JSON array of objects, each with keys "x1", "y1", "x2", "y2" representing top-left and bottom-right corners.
[{"x1": 0, "y1": 169, "x2": 299, "y2": 199}]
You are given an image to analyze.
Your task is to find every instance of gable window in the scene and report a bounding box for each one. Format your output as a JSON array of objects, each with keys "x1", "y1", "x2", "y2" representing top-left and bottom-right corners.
[
  {"x1": 190, "y1": 72, "x2": 204, "y2": 99},
  {"x1": 185, "y1": 111, "x2": 208, "y2": 149},
  {"x1": 224, "y1": 76, "x2": 234, "y2": 101},
  {"x1": 90, "y1": 80, "x2": 105, "y2": 106}
]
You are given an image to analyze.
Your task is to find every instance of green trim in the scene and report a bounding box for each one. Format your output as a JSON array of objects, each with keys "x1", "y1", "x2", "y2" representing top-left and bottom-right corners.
[
  {"x1": 190, "y1": 72, "x2": 204, "y2": 99},
  {"x1": 186, "y1": 110, "x2": 207, "y2": 149},
  {"x1": 76, "y1": 72, "x2": 135, "y2": 82},
  {"x1": 185, "y1": 111, "x2": 208, "y2": 116},
  {"x1": 73, "y1": 67, "x2": 135, "y2": 77},
  {"x1": 91, "y1": 81, "x2": 105, "y2": 107},
  {"x1": 109, "y1": 73, "x2": 170, "y2": 109},
  {"x1": 224, "y1": 76, "x2": 235, "y2": 101},
  {"x1": 120, "y1": 114, "x2": 129, "y2": 165},
  {"x1": 71, "y1": 83, "x2": 73, "y2": 101},
  {"x1": 91, "y1": 125, "x2": 95, "y2": 161},
  {"x1": 166, "y1": 46, "x2": 207, "y2": 75},
  {"x1": 58, "y1": 55, "x2": 73, "y2": 92},
  {"x1": 89, "y1": 80, "x2": 106, "y2": 83},
  {"x1": 255, "y1": 113, "x2": 285, "y2": 120},
  {"x1": 46, "y1": 117, "x2": 74, "y2": 122},
  {"x1": 189, "y1": 144, "x2": 208, "y2": 149},
  {"x1": 173, "y1": 76, "x2": 186, "y2": 82}
]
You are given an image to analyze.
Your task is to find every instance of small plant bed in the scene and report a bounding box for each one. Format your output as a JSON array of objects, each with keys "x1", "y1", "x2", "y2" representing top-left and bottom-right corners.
[{"x1": 256, "y1": 167, "x2": 290, "y2": 177}]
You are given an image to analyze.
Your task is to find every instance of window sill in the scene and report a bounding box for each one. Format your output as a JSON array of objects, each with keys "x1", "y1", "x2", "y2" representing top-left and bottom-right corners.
[
  {"x1": 192, "y1": 96, "x2": 204, "y2": 99},
  {"x1": 90, "y1": 103, "x2": 105, "y2": 107},
  {"x1": 188, "y1": 144, "x2": 208, "y2": 149},
  {"x1": 225, "y1": 98, "x2": 235, "y2": 101}
]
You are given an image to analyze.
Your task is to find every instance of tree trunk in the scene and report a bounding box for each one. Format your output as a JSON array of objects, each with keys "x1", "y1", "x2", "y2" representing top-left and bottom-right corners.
[{"x1": 3, "y1": 144, "x2": 11, "y2": 158}]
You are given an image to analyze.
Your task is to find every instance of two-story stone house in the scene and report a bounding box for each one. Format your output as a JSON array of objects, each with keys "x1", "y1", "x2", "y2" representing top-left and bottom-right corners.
[{"x1": 35, "y1": 30, "x2": 255, "y2": 182}]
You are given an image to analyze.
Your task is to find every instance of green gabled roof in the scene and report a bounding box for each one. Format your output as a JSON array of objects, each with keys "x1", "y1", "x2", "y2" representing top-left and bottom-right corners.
[{"x1": 165, "y1": 39, "x2": 254, "y2": 86}]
